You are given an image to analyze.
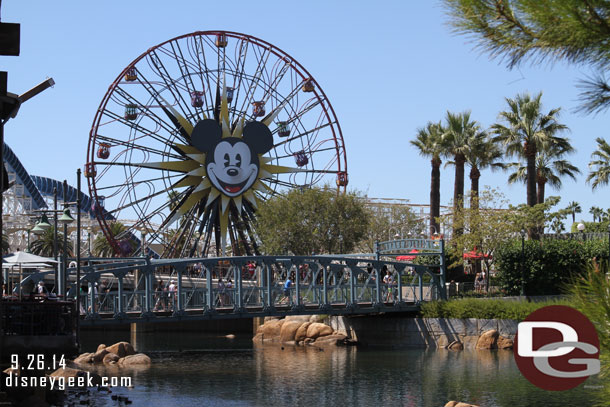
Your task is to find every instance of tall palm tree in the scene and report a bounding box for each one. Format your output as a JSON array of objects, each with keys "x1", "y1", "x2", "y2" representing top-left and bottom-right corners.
[
  {"x1": 30, "y1": 227, "x2": 72, "y2": 257},
  {"x1": 507, "y1": 139, "x2": 580, "y2": 204},
  {"x1": 411, "y1": 121, "x2": 445, "y2": 236},
  {"x1": 590, "y1": 206, "x2": 604, "y2": 223},
  {"x1": 463, "y1": 133, "x2": 505, "y2": 210},
  {"x1": 565, "y1": 201, "x2": 582, "y2": 224},
  {"x1": 492, "y1": 92, "x2": 569, "y2": 208},
  {"x1": 587, "y1": 137, "x2": 610, "y2": 191},
  {"x1": 443, "y1": 111, "x2": 479, "y2": 234},
  {"x1": 93, "y1": 222, "x2": 127, "y2": 257}
]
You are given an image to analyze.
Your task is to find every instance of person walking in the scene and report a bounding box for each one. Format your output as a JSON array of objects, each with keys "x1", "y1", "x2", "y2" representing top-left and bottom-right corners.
[{"x1": 168, "y1": 280, "x2": 177, "y2": 311}]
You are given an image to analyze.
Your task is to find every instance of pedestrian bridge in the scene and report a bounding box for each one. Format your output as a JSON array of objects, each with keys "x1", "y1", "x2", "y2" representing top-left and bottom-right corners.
[{"x1": 21, "y1": 251, "x2": 446, "y2": 326}]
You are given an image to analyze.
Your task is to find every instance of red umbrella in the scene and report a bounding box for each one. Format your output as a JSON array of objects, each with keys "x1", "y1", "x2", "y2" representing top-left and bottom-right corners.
[
  {"x1": 397, "y1": 249, "x2": 419, "y2": 261},
  {"x1": 463, "y1": 249, "x2": 491, "y2": 260}
]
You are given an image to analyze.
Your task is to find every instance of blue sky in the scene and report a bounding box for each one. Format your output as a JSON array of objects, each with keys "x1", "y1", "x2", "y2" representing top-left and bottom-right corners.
[{"x1": 1, "y1": 0, "x2": 606, "y2": 224}]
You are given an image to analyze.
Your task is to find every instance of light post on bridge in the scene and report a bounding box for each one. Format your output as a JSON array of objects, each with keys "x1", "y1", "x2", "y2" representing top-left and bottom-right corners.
[{"x1": 520, "y1": 228, "x2": 526, "y2": 297}]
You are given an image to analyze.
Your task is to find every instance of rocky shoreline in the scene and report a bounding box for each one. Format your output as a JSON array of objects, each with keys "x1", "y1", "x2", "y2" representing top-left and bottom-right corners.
[{"x1": 72, "y1": 341, "x2": 152, "y2": 367}]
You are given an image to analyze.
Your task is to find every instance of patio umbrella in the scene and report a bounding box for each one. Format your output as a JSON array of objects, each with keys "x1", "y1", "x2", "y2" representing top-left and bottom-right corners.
[
  {"x1": 3, "y1": 252, "x2": 57, "y2": 300},
  {"x1": 396, "y1": 249, "x2": 419, "y2": 261},
  {"x1": 463, "y1": 249, "x2": 491, "y2": 260}
]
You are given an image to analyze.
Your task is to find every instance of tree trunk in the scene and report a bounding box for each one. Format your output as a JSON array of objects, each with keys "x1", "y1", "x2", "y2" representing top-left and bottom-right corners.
[
  {"x1": 469, "y1": 165, "x2": 480, "y2": 211},
  {"x1": 430, "y1": 157, "x2": 441, "y2": 236},
  {"x1": 536, "y1": 173, "x2": 546, "y2": 205},
  {"x1": 453, "y1": 153, "x2": 466, "y2": 237},
  {"x1": 524, "y1": 141, "x2": 538, "y2": 239}
]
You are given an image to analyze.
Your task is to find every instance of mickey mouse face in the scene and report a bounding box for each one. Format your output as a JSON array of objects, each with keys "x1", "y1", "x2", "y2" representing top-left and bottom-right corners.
[{"x1": 191, "y1": 119, "x2": 273, "y2": 198}]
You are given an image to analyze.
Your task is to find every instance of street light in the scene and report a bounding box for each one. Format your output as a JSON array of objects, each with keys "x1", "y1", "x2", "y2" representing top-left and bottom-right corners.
[
  {"x1": 58, "y1": 208, "x2": 75, "y2": 225},
  {"x1": 520, "y1": 228, "x2": 526, "y2": 297},
  {"x1": 394, "y1": 233, "x2": 401, "y2": 240}
]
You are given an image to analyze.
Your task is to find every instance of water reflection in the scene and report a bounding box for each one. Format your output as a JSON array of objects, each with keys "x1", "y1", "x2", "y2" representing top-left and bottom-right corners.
[{"x1": 78, "y1": 331, "x2": 601, "y2": 407}]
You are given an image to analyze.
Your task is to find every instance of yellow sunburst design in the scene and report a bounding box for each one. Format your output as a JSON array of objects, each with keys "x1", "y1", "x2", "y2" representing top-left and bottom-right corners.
[{"x1": 134, "y1": 78, "x2": 303, "y2": 255}]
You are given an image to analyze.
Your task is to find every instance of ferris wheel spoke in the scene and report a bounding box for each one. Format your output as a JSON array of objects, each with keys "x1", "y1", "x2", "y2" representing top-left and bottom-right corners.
[
  {"x1": 272, "y1": 121, "x2": 334, "y2": 149},
  {"x1": 106, "y1": 177, "x2": 193, "y2": 216},
  {"x1": 146, "y1": 49, "x2": 193, "y2": 120},
  {"x1": 166, "y1": 42, "x2": 200, "y2": 120},
  {"x1": 94, "y1": 173, "x2": 184, "y2": 193},
  {"x1": 231, "y1": 38, "x2": 250, "y2": 107},
  {"x1": 110, "y1": 86, "x2": 183, "y2": 139},
  {"x1": 193, "y1": 35, "x2": 219, "y2": 113},
  {"x1": 94, "y1": 134, "x2": 184, "y2": 161},
  {"x1": 234, "y1": 46, "x2": 271, "y2": 120}
]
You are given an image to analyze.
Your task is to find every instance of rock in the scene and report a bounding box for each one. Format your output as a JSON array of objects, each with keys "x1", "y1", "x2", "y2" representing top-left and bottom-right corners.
[
  {"x1": 96, "y1": 344, "x2": 106, "y2": 352},
  {"x1": 279, "y1": 320, "x2": 302, "y2": 343},
  {"x1": 313, "y1": 334, "x2": 347, "y2": 346},
  {"x1": 252, "y1": 333, "x2": 264, "y2": 342},
  {"x1": 456, "y1": 403, "x2": 478, "y2": 407},
  {"x1": 264, "y1": 316, "x2": 281, "y2": 323},
  {"x1": 475, "y1": 329, "x2": 499, "y2": 349},
  {"x1": 118, "y1": 353, "x2": 151, "y2": 366},
  {"x1": 284, "y1": 315, "x2": 311, "y2": 323},
  {"x1": 3, "y1": 367, "x2": 19, "y2": 376},
  {"x1": 91, "y1": 348, "x2": 109, "y2": 363},
  {"x1": 262, "y1": 319, "x2": 283, "y2": 340},
  {"x1": 303, "y1": 338, "x2": 315, "y2": 344},
  {"x1": 73, "y1": 353, "x2": 93, "y2": 365},
  {"x1": 309, "y1": 314, "x2": 327, "y2": 323},
  {"x1": 105, "y1": 342, "x2": 126, "y2": 358},
  {"x1": 225, "y1": 334, "x2": 236, "y2": 339},
  {"x1": 306, "y1": 322, "x2": 333, "y2": 339},
  {"x1": 120, "y1": 341, "x2": 136, "y2": 356},
  {"x1": 445, "y1": 402, "x2": 458, "y2": 407},
  {"x1": 256, "y1": 324, "x2": 264, "y2": 334},
  {"x1": 103, "y1": 353, "x2": 120, "y2": 364},
  {"x1": 295, "y1": 322, "x2": 312, "y2": 342},
  {"x1": 497, "y1": 336, "x2": 514, "y2": 349},
  {"x1": 447, "y1": 341, "x2": 464, "y2": 351},
  {"x1": 50, "y1": 367, "x2": 102, "y2": 385}
]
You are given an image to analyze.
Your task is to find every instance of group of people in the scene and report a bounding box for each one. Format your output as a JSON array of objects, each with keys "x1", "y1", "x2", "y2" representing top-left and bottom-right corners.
[
  {"x1": 216, "y1": 277, "x2": 233, "y2": 306},
  {"x1": 154, "y1": 280, "x2": 177, "y2": 311}
]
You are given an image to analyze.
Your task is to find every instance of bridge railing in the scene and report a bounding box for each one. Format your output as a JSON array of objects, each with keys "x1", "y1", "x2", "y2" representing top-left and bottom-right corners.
[{"x1": 16, "y1": 255, "x2": 443, "y2": 322}]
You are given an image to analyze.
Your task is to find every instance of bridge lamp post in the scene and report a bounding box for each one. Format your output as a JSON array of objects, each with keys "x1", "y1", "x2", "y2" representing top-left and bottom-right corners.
[{"x1": 58, "y1": 206, "x2": 74, "y2": 298}]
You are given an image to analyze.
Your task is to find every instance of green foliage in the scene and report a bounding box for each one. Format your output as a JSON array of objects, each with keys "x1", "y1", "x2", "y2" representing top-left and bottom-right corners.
[
  {"x1": 420, "y1": 298, "x2": 570, "y2": 320},
  {"x1": 93, "y1": 222, "x2": 127, "y2": 257},
  {"x1": 568, "y1": 260, "x2": 610, "y2": 405},
  {"x1": 570, "y1": 220, "x2": 610, "y2": 233},
  {"x1": 443, "y1": 0, "x2": 610, "y2": 114},
  {"x1": 495, "y1": 238, "x2": 609, "y2": 295},
  {"x1": 588, "y1": 137, "x2": 610, "y2": 190},
  {"x1": 359, "y1": 204, "x2": 423, "y2": 253},
  {"x1": 30, "y1": 227, "x2": 72, "y2": 257},
  {"x1": 255, "y1": 187, "x2": 369, "y2": 255}
]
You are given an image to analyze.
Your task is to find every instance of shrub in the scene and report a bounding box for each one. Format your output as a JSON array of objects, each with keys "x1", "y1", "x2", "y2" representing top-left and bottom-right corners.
[
  {"x1": 419, "y1": 298, "x2": 571, "y2": 320},
  {"x1": 494, "y1": 238, "x2": 609, "y2": 295}
]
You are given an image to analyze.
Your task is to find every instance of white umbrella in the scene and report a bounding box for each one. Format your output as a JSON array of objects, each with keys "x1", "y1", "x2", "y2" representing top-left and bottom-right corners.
[{"x1": 3, "y1": 252, "x2": 58, "y2": 300}]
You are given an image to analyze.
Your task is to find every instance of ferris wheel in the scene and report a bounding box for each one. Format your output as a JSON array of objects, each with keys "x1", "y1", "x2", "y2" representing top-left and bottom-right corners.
[{"x1": 86, "y1": 30, "x2": 347, "y2": 257}]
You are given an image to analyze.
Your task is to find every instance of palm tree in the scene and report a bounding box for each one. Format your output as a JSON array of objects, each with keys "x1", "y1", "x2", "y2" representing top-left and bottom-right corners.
[
  {"x1": 443, "y1": 111, "x2": 479, "y2": 234},
  {"x1": 587, "y1": 137, "x2": 610, "y2": 190},
  {"x1": 565, "y1": 201, "x2": 582, "y2": 224},
  {"x1": 411, "y1": 121, "x2": 445, "y2": 236},
  {"x1": 492, "y1": 92, "x2": 569, "y2": 208},
  {"x1": 590, "y1": 206, "x2": 604, "y2": 223},
  {"x1": 463, "y1": 133, "x2": 505, "y2": 210},
  {"x1": 30, "y1": 227, "x2": 72, "y2": 257},
  {"x1": 507, "y1": 139, "x2": 580, "y2": 204},
  {"x1": 93, "y1": 222, "x2": 127, "y2": 257}
]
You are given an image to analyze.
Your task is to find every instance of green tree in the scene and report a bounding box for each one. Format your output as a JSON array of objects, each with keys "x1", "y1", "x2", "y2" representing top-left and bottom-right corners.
[
  {"x1": 441, "y1": 188, "x2": 519, "y2": 289},
  {"x1": 410, "y1": 121, "x2": 445, "y2": 236},
  {"x1": 492, "y1": 92, "x2": 569, "y2": 223},
  {"x1": 443, "y1": 111, "x2": 480, "y2": 235},
  {"x1": 463, "y1": 133, "x2": 505, "y2": 210},
  {"x1": 255, "y1": 187, "x2": 369, "y2": 255},
  {"x1": 93, "y1": 222, "x2": 127, "y2": 257},
  {"x1": 30, "y1": 227, "x2": 72, "y2": 257},
  {"x1": 565, "y1": 201, "x2": 582, "y2": 224},
  {"x1": 587, "y1": 137, "x2": 610, "y2": 190},
  {"x1": 507, "y1": 139, "x2": 579, "y2": 204},
  {"x1": 590, "y1": 206, "x2": 604, "y2": 223},
  {"x1": 443, "y1": 0, "x2": 610, "y2": 114},
  {"x1": 360, "y1": 204, "x2": 423, "y2": 253}
]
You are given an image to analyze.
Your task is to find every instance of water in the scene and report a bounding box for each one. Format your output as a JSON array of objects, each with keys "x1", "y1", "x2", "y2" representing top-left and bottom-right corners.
[{"x1": 79, "y1": 331, "x2": 604, "y2": 407}]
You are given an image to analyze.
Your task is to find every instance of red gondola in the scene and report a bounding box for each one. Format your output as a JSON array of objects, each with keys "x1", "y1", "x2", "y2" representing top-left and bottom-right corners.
[{"x1": 97, "y1": 143, "x2": 110, "y2": 159}]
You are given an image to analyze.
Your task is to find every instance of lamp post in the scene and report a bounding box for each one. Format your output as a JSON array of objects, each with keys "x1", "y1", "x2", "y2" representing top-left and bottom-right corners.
[
  {"x1": 520, "y1": 228, "x2": 526, "y2": 297},
  {"x1": 577, "y1": 222, "x2": 585, "y2": 241}
]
